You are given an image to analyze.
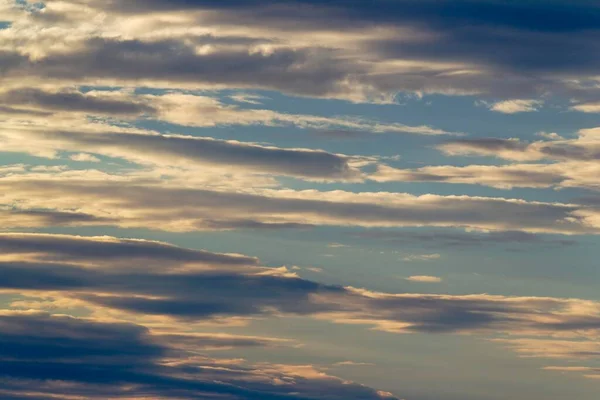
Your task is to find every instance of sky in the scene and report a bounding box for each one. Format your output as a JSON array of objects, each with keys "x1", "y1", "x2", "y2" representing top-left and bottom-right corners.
[{"x1": 0, "y1": 0, "x2": 599, "y2": 399}]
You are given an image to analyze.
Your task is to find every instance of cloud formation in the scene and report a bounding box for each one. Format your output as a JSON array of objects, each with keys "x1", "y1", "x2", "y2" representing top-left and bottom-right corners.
[
  {"x1": 0, "y1": 311, "x2": 397, "y2": 400},
  {"x1": 383, "y1": 127, "x2": 600, "y2": 191},
  {"x1": 0, "y1": 233, "x2": 597, "y2": 397},
  {"x1": 3, "y1": 0, "x2": 600, "y2": 102},
  {"x1": 1, "y1": 233, "x2": 599, "y2": 338},
  {"x1": 404, "y1": 275, "x2": 442, "y2": 283},
  {"x1": 2, "y1": 2, "x2": 600, "y2": 398},
  {"x1": 1, "y1": 168, "x2": 597, "y2": 234},
  {"x1": 487, "y1": 99, "x2": 543, "y2": 114}
]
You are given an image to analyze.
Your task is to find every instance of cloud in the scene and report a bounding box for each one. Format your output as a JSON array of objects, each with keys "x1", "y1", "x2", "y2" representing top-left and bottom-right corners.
[
  {"x1": 0, "y1": 124, "x2": 371, "y2": 182},
  {"x1": 439, "y1": 128, "x2": 600, "y2": 163},
  {"x1": 333, "y1": 361, "x2": 375, "y2": 367},
  {"x1": 571, "y1": 102, "x2": 600, "y2": 113},
  {"x1": 1, "y1": 169, "x2": 597, "y2": 234},
  {"x1": 0, "y1": 311, "x2": 397, "y2": 400},
  {"x1": 404, "y1": 275, "x2": 442, "y2": 283},
  {"x1": 0, "y1": 87, "x2": 453, "y2": 135},
  {"x1": 402, "y1": 254, "x2": 441, "y2": 262},
  {"x1": 0, "y1": 207, "x2": 115, "y2": 228},
  {"x1": 0, "y1": 87, "x2": 156, "y2": 116},
  {"x1": 352, "y1": 229, "x2": 576, "y2": 249},
  {"x1": 0, "y1": 231, "x2": 597, "y2": 393},
  {"x1": 4, "y1": 1, "x2": 600, "y2": 101},
  {"x1": 543, "y1": 366, "x2": 600, "y2": 372},
  {"x1": 229, "y1": 93, "x2": 267, "y2": 105},
  {"x1": 543, "y1": 366, "x2": 600, "y2": 381},
  {"x1": 492, "y1": 338, "x2": 600, "y2": 359},
  {"x1": 2, "y1": 2, "x2": 599, "y2": 397},
  {"x1": 429, "y1": 128, "x2": 600, "y2": 191},
  {"x1": 1, "y1": 233, "x2": 599, "y2": 339},
  {"x1": 0, "y1": 232, "x2": 260, "y2": 268},
  {"x1": 372, "y1": 163, "x2": 570, "y2": 190},
  {"x1": 0, "y1": 87, "x2": 455, "y2": 183},
  {"x1": 488, "y1": 99, "x2": 542, "y2": 114},
  {"x1": 69, "y1": 153, "x2": 100, "y2": 162},
  {"x1": 32, "y1": 130, "x2": 365, "y2": 181},
  {"x1": 328, "y1": 243, "x2": 349, "y2": 248},
  {"x1": 0, "y1": 80, "x2": 452, "y2": 136}
]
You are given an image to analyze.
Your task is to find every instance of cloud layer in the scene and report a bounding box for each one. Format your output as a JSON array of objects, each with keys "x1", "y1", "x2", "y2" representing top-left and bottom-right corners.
[{"x1": 1, "y1": 168, "x2": 598, "y2": 234}]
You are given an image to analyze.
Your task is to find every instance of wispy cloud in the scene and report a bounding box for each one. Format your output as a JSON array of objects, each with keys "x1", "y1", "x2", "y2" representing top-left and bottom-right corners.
[
  {"x1": 402, "y1": 254, "x2": 441, "y2": 262},
  {"x1": 487, "y1": 99, "x2": 543, "y2": 114},
  {"x1": 405, "y1": 275, "x2": 442, "y2": 283}
]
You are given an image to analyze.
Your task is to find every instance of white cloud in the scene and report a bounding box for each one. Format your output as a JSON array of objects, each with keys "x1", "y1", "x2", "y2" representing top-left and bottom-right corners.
[
  {"x1": 1, "y1": 169, "x2": 597, "y2": 234},
  {"x1": 69, "y1": 153, "x2": 100, "y2": 162},
  {"x1": 404, "y1": 275, "x2": 442, "y2": 283},
  {"x1": 571, "y1": 102, "x2": 600, "y2": 113},
  {"x1": 488, "y1": 99, "x2": 543, "y2": 114},
  {"x1": 402, "y1": 254, "x2": 441, "y2": 262}
]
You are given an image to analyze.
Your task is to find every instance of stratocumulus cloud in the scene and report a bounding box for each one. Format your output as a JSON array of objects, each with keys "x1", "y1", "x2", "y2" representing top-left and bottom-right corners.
[
  {"x1": 1, "y1": 233, "x2": 599, "y2": 338},
  {"x1": 2, "y1": 1, "x2": 600, "y2": 398},
  {"x1": 0, "y1": 312, "x2": 397, "y2": 400},
  {"x1": 3, "y1": 0, "x2": 600, "y2": 101},
  {"x1": 0, "y1": 169, "x2": 597, "y2": 233}
]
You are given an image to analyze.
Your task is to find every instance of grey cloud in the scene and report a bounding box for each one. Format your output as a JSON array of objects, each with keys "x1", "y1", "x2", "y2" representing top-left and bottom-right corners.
[
  {"x1": 0, "y1": 312, "x2": 397, "y2": 400},
  {"x1": 0, "y1": 50, "x2": 28, "y2": 71},
  {"x1": 18, "y1": 38, "x2": 355, "y2": 98},
  {"x1": 371, "y1": 163, "x2": 568, "y2": 189},
  {"x1": 1, "y1": 208, "x2": 114, "y2": 226},
  {"x1": 203, "y1": 219, "x2": 316, "y2": 230},
  {"x1": 352, "y1": 229, "x2": 576, "y2": 248},
  {"x1": 36, "y1": 0, "x2": 600, "y2": 100},
  {"x1": 440, "y1": 137, "x2": 600, "y2": 162},
  {"x1": 1, "y1": 233, "x2": 599, "y2": 336},
  {"x1": 0, "y1": 232, "x2": 259, "y2": 266},
  {"x1": 2, "y1": 175, "x2": 595, "y2": 234},
  {"x1": 441, "y1": 138, "x2": 529, "y2": 154},
  {"x1": 0, "y1": 105, "x2": 53, "y2": 116},
  {"x1": 40, "y1": 130, "x2": 361, "y2": 180},
  {"x1": 0, "y1": 88, "x2": 155, "y2": 116},
  {"x1": 99, "y1": 0, "x2": 600, "y2": 34}
]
